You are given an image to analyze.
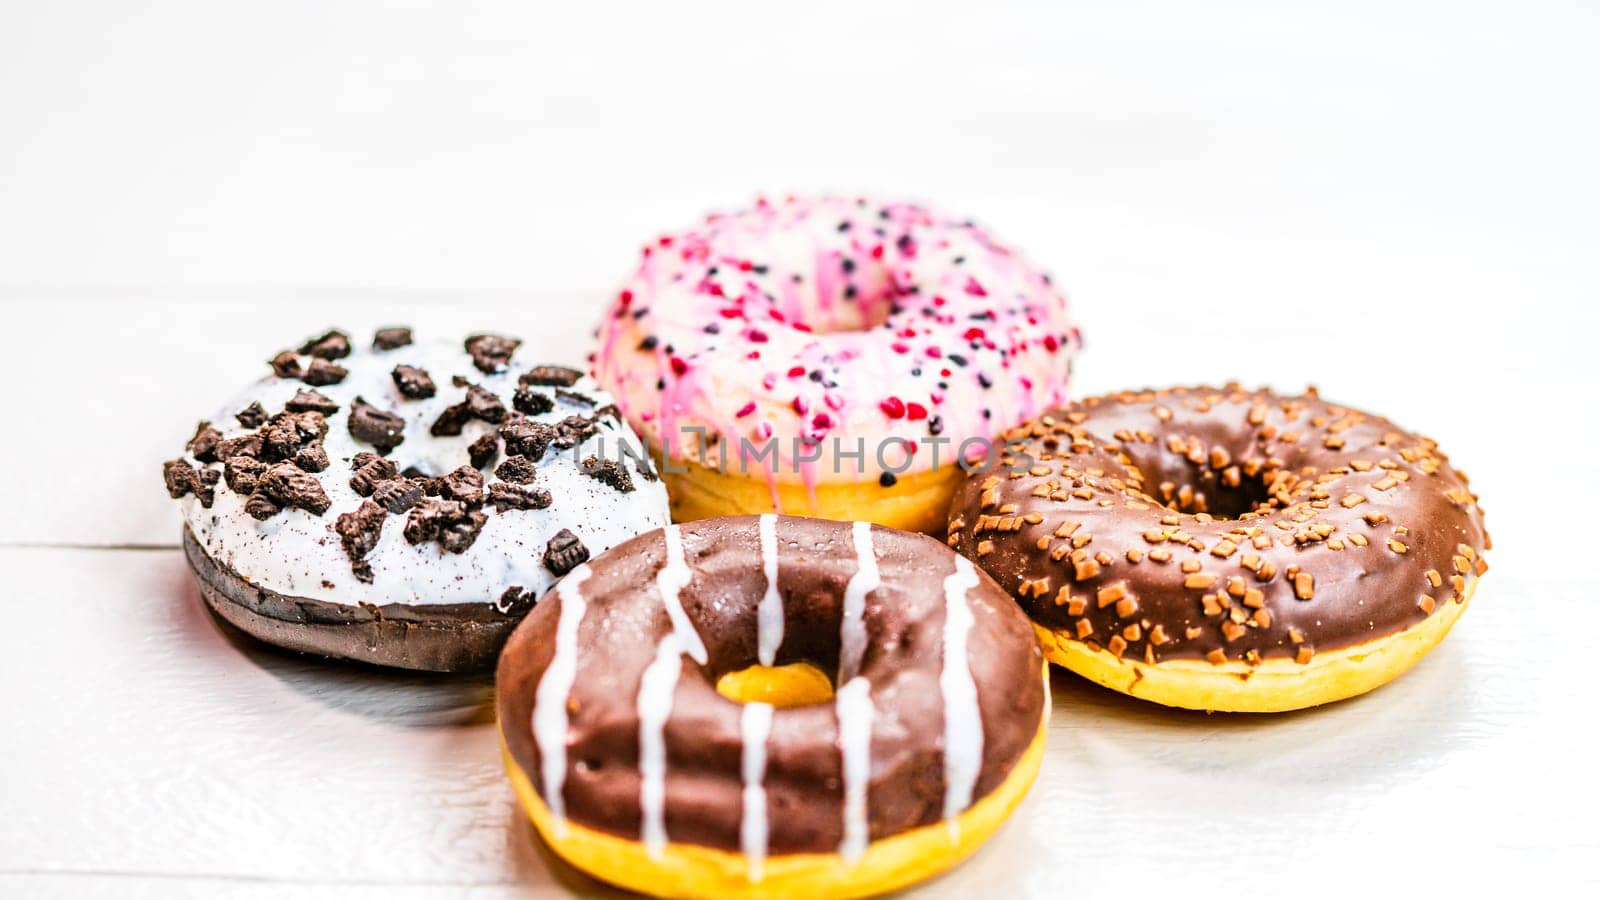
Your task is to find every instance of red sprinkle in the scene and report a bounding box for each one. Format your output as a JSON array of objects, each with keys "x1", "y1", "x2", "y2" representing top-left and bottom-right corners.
[
  {"x1": 618, "y1": 290, "x2": 633, "y2": 306},
  {"x1": 963, "y1": 327, "x2": 986, "y2": 341},
  {"x1": 719, "y1": 307, "x2": 743, "y2": 319},
  {"x1": 891, "y1": 342, "x2": 910, "y2": 354},
  {"x1": 1043, "y1": 334, "x2": 1059, "y2": 352},
  {"x1": 787, "y1": 366, "x2": 806, "y2": 378},
  {"x1": 924, "y1": 346, "x2": 942, "y2": 359},
  {"x1": 746, "y1": 329, "x2": 769, "y2": 343},
  {"x1": 669, "y1": 357, "x2": 689, "y2": 376},
  {"x1": 879, "y1": 397, "x2": 906, "y2": 419},
  {"x1": 964, "y1": 276, "x2": 987, "y2": 297},
  {"x1": 792, "y1": 396, "x2": 810, "y2": 415},
  {"x1": 735, "y1": 402, "x2": 757, "y2": 418},
  {"x1": 811, "y1": 413, "x2": 833, "y2": 429},
  {"x1": 906, "y1": 402, "x2": 928, "y2": 421}
]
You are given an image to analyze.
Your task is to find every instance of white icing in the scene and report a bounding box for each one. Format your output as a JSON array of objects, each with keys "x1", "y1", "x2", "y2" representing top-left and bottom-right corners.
[
  {"x1": 637, "y1": 633, "x2": 684, "y2": 861},
  {"x1": 739, "y1": 700, "x2": 774, "y2": 883},
  {"x1": 655, "y1": 524, "x2": 708, "y2": 665},
  {"x1": 837, "y1": 520, "x2": 878, "y2": 683},
  {"x1": 939, "y1": 557, "x2": 983, "y2": 838},
  {"x1": 756, "y1": 513, "x2": 783, "y2": 667},
  {"x1": 173, "y1": 336, "x2": 669, "y2": 606},
  {"x1": 835, "y1": 675, "x2": 873, "y2": 864},
  {"x1": 531, "y1": 564, "x2": 591, "y2": 837}
]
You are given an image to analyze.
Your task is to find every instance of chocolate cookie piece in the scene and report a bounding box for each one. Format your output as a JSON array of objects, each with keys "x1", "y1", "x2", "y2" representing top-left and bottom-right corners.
[
  {"x1": 235, "y1": 402, "x2": 269, "y2": 429},
  {"x1": 292, "y1": 443, "x2": 330, "y2": 473},
  {"x1": 465, "y1": 334, "x2": 520, "y2": 374},
  {"x1": 494, "y1": 454, "x2": 536, "y2": 484},
  {"x1": 224, "y1": 455, "x2": 267, "y2": 494},
  {"x1": 436, "y1": 465, "x2": 486, "y2": 505},
  {"x1": 429, "y1": 383, "x2": 505, "y2": 436},
  {"x1": 371, "y1": 477, "x2": 424, "y2": 514},
  {"x1": 582, "y1": 455, "x2": 634, "y2": 493},
  {"x1": 348, "y1": 397, "x2": 406, "y2": 453},
  {"x1": 488, "y1": 482, "x2": 551, "y2": 510},
  {"x1": 542, "y1": 528, "x2": 588, "y2": 575},
  {"x1": 468, "y1": 433, "x2": 499, "y2": 470},
  {"x1": 247, "y1": 462, "x2": 331, "y2": 519},
  {"x1": 403, "y1": 498, "x2": 488, "y2": 553},
  {"x1": 519, "y1": 365, "x2": 582, "y2": 387},
  {"x1": 392, "y1": 365, "x2": 437, "y2": 400},
  {"x1": 285, "y1": 388, "x2": 340, "y2": 415},
  {"x1": 512, "y1": 385, "x2": 554, "y2": 416},
  {"x1": 500, "y1": 418, "x2": 557, "y2": 459},
  {"x1": 269, "y1": 351, "x2": 302, "y2": 379},
  {"x1": 349, "y1": 452, "x2": 398, "y2": 496},
  {"x1": 372, "y1": 327, "x2": 413, "y2": 350},
  {"x1": 187, "y1": 422, "x2": 223, "y2": 463},
  {"x1": 163, "y1": 459, "x2": 201, "y2": 499},
  {"x1": 298, "y1": 329, "x2": 352, "y2": 360},
  {"x1": 334, "y1": 500, "x2": 387, "y2": 582},
  {"x1": 495, "y1": 586, "x2": 536, "y2": 616},
  {"x1": 302, "y1": 357, "x2": 348, "y2": 386}
]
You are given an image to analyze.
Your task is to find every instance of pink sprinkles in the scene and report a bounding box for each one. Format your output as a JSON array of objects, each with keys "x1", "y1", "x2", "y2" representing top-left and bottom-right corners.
[{"x1": 594, "y1": 196, "x2": 1082, "y2": 480}]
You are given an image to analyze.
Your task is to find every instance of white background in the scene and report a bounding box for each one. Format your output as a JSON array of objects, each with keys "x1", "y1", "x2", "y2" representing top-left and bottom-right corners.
[{"x1": 1, "y1": 2, "x2": 1595, "y2": 897}]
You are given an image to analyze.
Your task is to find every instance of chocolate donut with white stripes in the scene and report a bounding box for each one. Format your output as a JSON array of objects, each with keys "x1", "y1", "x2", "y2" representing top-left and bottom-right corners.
[{"x1": 496, "y1": 516, "x2": 1048, "y2": 899}]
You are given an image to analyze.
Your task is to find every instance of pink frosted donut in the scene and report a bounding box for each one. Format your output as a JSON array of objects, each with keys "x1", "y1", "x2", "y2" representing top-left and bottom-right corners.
[{"x1": 592, "y1": 196, "x2": 1082, "y2": 533}]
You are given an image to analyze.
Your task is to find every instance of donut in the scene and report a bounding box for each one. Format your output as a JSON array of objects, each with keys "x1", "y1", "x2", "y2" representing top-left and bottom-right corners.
[
  {"x1": 496, "y1": 515, "x2": 1048, "y2": 899},
  {"x1": 161, "y1": 327, "x2": 670, "y2": 672},
  {"x1": 946, "y1": 385, "x2": 1490, "y2": 713},
  {"x1": 592, "y1": 196, "x2": 1082, "y2": 534}
]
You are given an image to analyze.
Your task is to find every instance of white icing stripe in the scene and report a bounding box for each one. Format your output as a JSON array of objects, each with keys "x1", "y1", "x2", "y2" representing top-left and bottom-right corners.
[
  {"x1": 757, "y1": 514, "x2": 783, "y2": 667},
  {"x1": 739, "y1": 701, "x2": 774, "y2": 883},
  {"x1": 637, "y1": 634, "x2": 684, "y2": 860},
  {"x1": 837, "y1": 521, "x2": 878, "y2": 683},
  {"x1": 656, "y1": 525, "x2": 708, "y2": 665},
  {"x1": 836, "y1": 675, "x2": 873, "y2": 864},
  {"x1": 939, "y1": 557, "x2": 984, "y2": 835},
  {"x1": 531, "y1": 564, "x2": 592, "y2": 838}
]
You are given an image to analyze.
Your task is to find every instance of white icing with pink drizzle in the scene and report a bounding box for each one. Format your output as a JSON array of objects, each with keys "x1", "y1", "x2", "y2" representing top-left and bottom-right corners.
[{"x1": 592, "y1": 196, "x2": 1082, "y2": 502}]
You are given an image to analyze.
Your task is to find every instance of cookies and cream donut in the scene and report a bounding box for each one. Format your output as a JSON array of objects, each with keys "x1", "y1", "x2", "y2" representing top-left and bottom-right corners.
[
  {"x1": 161, "y1": 327, "x2": 670, "y2": 672},
  {"x1": 946, "y1": 385, "x2": 1489, "y2": 713},
  {"x1": 593, "y1": 196, "x2": 1082, "y2": 534},
  {"x1": 497, "y1": 515, "x2": 1048, "y2": 899}
]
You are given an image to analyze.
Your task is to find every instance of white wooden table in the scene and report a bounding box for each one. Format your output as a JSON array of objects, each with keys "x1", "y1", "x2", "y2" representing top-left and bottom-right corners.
[{"x1": 3, "y1": 2, "x2": 1596, "y2": 897}]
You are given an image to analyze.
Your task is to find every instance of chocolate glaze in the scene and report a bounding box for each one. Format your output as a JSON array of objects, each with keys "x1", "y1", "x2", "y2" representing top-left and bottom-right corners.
[
  {"x1": 947, "y1": 386, "x2": 1489, "y2": 666},
  {"x1": 497, "y1": 516, "x2": 1045, "y2": 855},
  {"x1": 183, "y1": 526, "x2": 516, "y2": 672}
]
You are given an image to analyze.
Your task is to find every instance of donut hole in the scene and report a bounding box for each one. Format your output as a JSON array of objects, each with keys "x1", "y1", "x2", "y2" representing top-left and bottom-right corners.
[
  {"x1": 714, "y1": 661, "x2": 836, "y2": 708},
  {"x1": 785, "y1": 251, "x2": 899, "y2": 334},
  {"x1": 1141, "y1": 460, "x2": 1279, "y2": 520}
]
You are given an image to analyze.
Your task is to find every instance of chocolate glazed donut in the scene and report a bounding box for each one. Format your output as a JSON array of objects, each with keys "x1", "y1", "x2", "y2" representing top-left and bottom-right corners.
[
  {"x1": 947, "y1": 385, "x2": 1489, "y2": 713},
  {"x1": 497, "y1": 516, "x2": 1048, "y2": 899}
]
